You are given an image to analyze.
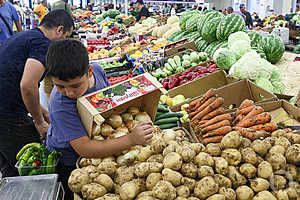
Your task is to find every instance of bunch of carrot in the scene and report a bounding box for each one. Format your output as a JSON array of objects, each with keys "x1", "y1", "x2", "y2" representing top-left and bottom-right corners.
[{"x1": 187, "y1": 90, "x2": 279, "y2": 144}]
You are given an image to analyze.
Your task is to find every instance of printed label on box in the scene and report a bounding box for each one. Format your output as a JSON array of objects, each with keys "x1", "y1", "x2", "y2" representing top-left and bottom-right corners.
[{"x1": 85, "y1": 75, "x2": 157, "y2": 112}]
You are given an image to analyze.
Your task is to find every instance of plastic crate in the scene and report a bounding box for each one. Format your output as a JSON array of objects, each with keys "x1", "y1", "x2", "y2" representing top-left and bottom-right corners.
[{"x1": 15, "y1": 159, "x2": 59, "y2": 176}]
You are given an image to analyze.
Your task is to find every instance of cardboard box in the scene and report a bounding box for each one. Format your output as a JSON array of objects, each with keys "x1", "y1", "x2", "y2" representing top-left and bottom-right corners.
[
  {"x1": 164, "y1": 39, "x2": 197, "y2": 58},
  {"x1": 167, "y1": 70, "x2": 238, "y2": 99},
  {"x1": 171, "y1": 79, "x2": 277, "y2": 112},
  {"x1": 77, "y1": 73, "x2": 166, "y2": 138}
]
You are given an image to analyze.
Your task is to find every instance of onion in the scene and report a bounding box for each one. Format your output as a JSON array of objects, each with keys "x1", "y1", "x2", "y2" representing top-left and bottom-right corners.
[
  {"x1": 135, "y1": 112, "x2": 152, "y2": 123},
  {"x1": 109, "y1": 131, "x2": 127, "y2": 139},
  {"x1": 101, "y1": 124, "x2": 113, "y2": 137},
  {"x1": 108, "y1": 114, "x2": 123, "y2": 128},
  {"x1": 116, "y1": 126, "x2": 129, "y2": 134},
  {"x1": 93, "y1": 135, "x2": 105, "y2": 141},
  {"x1": 121, "y1": 113, "x2": 134, "y2": 123},
  {"x1": 128, "y1": 106, "x2": 140, "y2": 116},
  {"x1": 162, "y1": 129, "x2": 177, "y2": 142},
  {"x1": 126, "y1": 120, "x2": 138, "y2": 132},
  {"x1": 91, "y1": 124, "x2": 101, "y2": 137}
]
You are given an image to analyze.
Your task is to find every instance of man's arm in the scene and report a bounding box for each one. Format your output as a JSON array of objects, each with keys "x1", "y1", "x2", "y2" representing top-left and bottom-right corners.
[
  {"x1": 20, "y1": 58, "x2": 48, "y2": 137},
  {"x1": 14, "y1": 20, "x2": 22, "y2": 32}
]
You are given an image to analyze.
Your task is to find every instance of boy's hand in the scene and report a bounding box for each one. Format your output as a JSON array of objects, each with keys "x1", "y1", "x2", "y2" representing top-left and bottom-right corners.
[
  {"x1": 34, "y1": 120, "x2": 49, "y2": 140},
  {"x1": 129, "y1": 121, "x2": 154, "y2": 145},
  {"x1": 41, "y1": 106, "x2": 50, "y2": 123}
]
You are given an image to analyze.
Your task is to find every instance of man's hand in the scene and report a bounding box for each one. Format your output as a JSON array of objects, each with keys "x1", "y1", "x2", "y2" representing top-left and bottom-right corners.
[
  {"x1": 41, "y1": 106, "x2": 49, "y2": 123},
  {"x1": 34, "y1": 120, "x2": 49, "y2": 140},
  {"x1": 128, "y1": 121, "x2": 154, "y2": 145}
]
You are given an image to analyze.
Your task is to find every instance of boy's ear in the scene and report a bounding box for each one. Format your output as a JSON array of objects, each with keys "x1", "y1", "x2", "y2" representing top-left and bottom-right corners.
[{"x1": 88, "y1": 64, "x2": 93, "y2": 78}]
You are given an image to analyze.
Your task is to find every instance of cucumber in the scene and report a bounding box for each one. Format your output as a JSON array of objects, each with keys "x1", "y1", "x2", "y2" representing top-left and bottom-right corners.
[
  {"x1": 159, "y1": 123, "x2": 178, "y2": 129},
  {"x1": 155, "y1": 112, "x2": 184, "y2": 121},
  {"x1": 154, "y1": 117, "x2": 179, "y2": 125},
  {"x1": 157, "y1": 104, "x2": 169, "y2": 113}
]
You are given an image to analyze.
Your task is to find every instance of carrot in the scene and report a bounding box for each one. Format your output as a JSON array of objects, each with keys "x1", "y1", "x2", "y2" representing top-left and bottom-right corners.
[
  {"x1": 199, "y1": 135, "x2": 224, "y2": 145},
  {"x1": 200, "y1": 113, "x2": 234, "y2": 128},
  {"x1": 202, "y1": 126, "x2": 232, "y2": 138},
  {"x1": 238, "y1": 99, "x2": 254, "y2": 110},
  {"x1": 192, "y1": 97, "x2": 224, "y2": 121},
  {"x1": 201, "y1": 120, "x2": 231, "y2": 133},
  {"x1": 198, "y1": 120, "x2": 208, "y2": 126},
  {"x1": 234, "y1": 127, "x2": 267, "y2": 140},
  {"x1": 232, "y1": 113, "x2": 245, "y2": 125},
  {"x1": 241, "y1": 106, "x2": 264, "y2": 122},
  {"x1": 189, "y1": 89, "x2": 216, "y2": 110},
  {"x1": 189, "y1": 97, "x2": 216, "y2": 118},
  {"x1": 249, "y1": 122, "x2": 277, "y2": 132},
  {"x1": 236, "y1": 112, "x2": 271, "y2": 128},
  {"x1": 235, "y1": 105, "x2": 256, "y2": 116},
  {"x1": 202, "y1": 107, "x2": 225, "y2": 120}
]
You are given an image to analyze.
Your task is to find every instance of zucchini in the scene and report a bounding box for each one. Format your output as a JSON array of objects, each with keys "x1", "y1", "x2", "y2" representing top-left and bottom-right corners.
[
  {"x1": 155, "y1": 112, "x2": 184, "y2": 121},
  {"x1": 154, "y1": 117, "x2": 179, "y2": 125},
  {"x1": 157, "y1": 104, "x2": 169, "y2": 113},
  {"x1": 159, "y1": 123, "x2": 178, "y2": 129}
]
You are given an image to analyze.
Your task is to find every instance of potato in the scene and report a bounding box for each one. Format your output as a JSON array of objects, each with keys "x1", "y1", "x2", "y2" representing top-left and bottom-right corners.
[
  {"x1": 194, "y1": 152, "x2": 214, "y2": 167},
  {"x1": 276, "y1": 190, "x2": 289, "y2": 200},
  {"x1": 194, "y1": 176, "x2": 219, "y2": 199},
  {"x1": 174, "y1": 197, "x2": 187, "y2": 200},
  {"x1": 236, "y1": 186, "x2": 254, "y2": 200},
  {"x1": 189, "y1": 143, "x2": 205, "y2": 154},
  {"x1": 252, "y1": 191, "x2": 276, "y2": 200},
  {"x1": 94, "y1": 174, "x2": 114, "y2": 191},
  {"x1": 138, "y1": 146, "x2": 153, "y2": 161},
  {"x1": 241, "y1": 147, "x2": 257, "y2": 165},
  {"x1": 269, "y1": 175, "x2": 287, "y2": 190},
  {"x1": 133, "y1": 178, "x2": 146, "y2": 193},
  {"x1": 181, "y1": 163, "x2": 198, "y2": 178},
  {"x1": 187, "y1": 198, "x2": 200, "y2": 200},
  {"x1": 250, "y1": 178, "x2": 270, "y2": 193},
  {"x1": 291, "y1": 133, "x2": 300, "y2": 144},
  {"x1": 285, "y1": 144, "x2": 300, "y2": 165},
  {"x1": 221, "y1": 149, "x2": 242, "y2": 166},
  {"x1": 198, "y1": 166, "x2": 214, "y2": 179},
  {"x1": 162, "y1": 168, "x2": 183, "y2": 186},
  {"x1": 153, "y1": 180, "x2": 176, "y2": 200},
  {"x1": 227, "y1": 166, "x2": 246, "y2": 189},
  {"x1": 239, "y1": 163, "x2": 257, "y2": 179},
  {"x1": 135, "y1": 162, "x2": 163, "y2": 177},
  {"x1": 285, "y1": 186, "x2": 299, "y2": 199},
  {"x1": 271, "y1": 130, "x2": 285, "y2": 137},
  {"x1": 266, "y1": 152, "x2": 286, "y2": 170},
  {"x1": 150, "y1": 137, "x2": 166, "y2": 154},
  {"x1": 206, "y1": 194, "x2": 226, "y2": 200},
  {"x1": 136, "y1": 196, "x2": 158, "y2": 200},
  {"x1": 94, "y1": 193, "x2": 121, "y2": 200},
  {"x1": 82, "y1": 165, "x2": 99, "y2": 179},
  {"x1": 79, "y1": 158, "x2": 92, "y2": 167},
  {"x1": 284, "y1": 164, "x2": 298, "y2": 180},
  {"x1": 120, "y1": 181, "x2": 139, "y2": 200},
  {"x1": 163, "y1": 152, "x2": 183, "y2": 171},
  {"x1": 251, "y1": 139, "x2": 271, "y2": 157},
  {"x1": 275, "y1": 137, "x2": 291, "y2": 149},
  {"x1": 269, "y1": 145, "x2": 286, "y2": 155},
  {"x1": 97, "y1": 161, "x2": 117, "y2": 176},
  {"x1": 240, "y1": 137, "x2": 251, "y2": 149},
  {"x1": 285, "y1": 132, "x2": 294, "y2": 143},
  {"x1": 255, "y1": 155, "x2": 264, "y2": 167},
  {"x1": 102, "y1": 156, "x2": 115, "y2": 162},
  {"x1": 136, "y1": 191, "x2": 153, "y2": 198},
  {"x1": 205, "y1": 143, "x2": 221, "y2": 156},
  {"x1": 221, "y1": 131, "x2": 242, "y2": 149},
  {"x1": 181, "y1": 177, "x2": 196, "y2": 191},
  {"x1": 264, "y1": 136, "x2": 277, "y2": 146},
  {"x1": 257, "y1": 161, "x2": 273, "y2": 179},
  {"x1": 147, "y1": 154, "x2": 164, "y2": 163},
  {"x1": 68, "y1": 168, "x2": 90, "y2": 193},
  {"x1": 91, "y1": 158, "x2": 102, "y2": 167},
  {"x1": 114, "y1": 166, "x2": 135, "y2": 185},
  {"x1": 163, "y1": 145, "x2": 177, "y2": 157},
  {"x1": 114, "y1": 184, "x2": 121, "y2": 195},
  {"x1": 146, "y1": 173, "x2": 162, "y2": 190},
  {"x1": 176, "y1": 145, "x2": 197, "y2": 162},
  {"x1": 213, "y1": 174, "x2": 232, "y2": 188},
  {"x1": 219, "y1": 187, "x2": 236, "y2": 200},
  {"x1": 82, "y1": 183, "x2": 107, "y2": 200},
  {"x1": 214, "y1": 157, "x2": 228, "y2": 176},
  {"x1": 176, "y1": 185, "x2": 190, "y2": 198}
]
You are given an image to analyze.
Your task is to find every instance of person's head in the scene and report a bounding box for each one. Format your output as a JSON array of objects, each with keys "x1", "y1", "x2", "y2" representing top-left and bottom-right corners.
[
  {"x1": 198, "y1": 6, "x2": 202, "y2": 11},
  {"x1": 212, "y1": 7, "x2": 216, "y2": 10},
  {"x1": 46, "y1": 39, "x2": 92, "y2": 99},
  {"x1": 203, "y1": 7, "x2": 207, "y2": 11},
  {"x1": 42, "y1": 0, "x2": 47, "y2": 6},
  {"x1": 296, "y1": 5, "x2": 299, "y2": 12},
  {"x1": 227, "y1": 6, "x2": 233, "y2": 14},
  {"x1": 39, "y1": 10, "x2": 74, "y2": 40},
  {"x1": 240, "y1": 4, "x2": 245, "y2": 13},
  {"x1": 136, "y1": 0, "x2": 144, "y2": 10}
]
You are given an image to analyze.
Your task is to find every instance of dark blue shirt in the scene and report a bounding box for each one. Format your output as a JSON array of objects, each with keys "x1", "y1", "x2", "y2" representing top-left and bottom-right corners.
[
  {"x1": 46, "y1": 65, "x2": 110, "y2": 166},
  {"x1": 0, "y1": 1, "x2": 19, "y2": 43},
  {"x1": 0, "y1": 28, "x2": 50, "y2": 117}
]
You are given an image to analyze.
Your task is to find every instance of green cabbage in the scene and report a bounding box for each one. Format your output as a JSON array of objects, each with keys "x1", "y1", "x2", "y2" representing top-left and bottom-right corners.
[
  {"x1": 182, "y1": 60, "x2": 191, "y2": 68},
  {"x1": 228, "y1": 31, "x2": 251, "y2": 49},
  {"x1": 255, "y1": 78, "x2": 274, "y2": 93},
  {"x1": 272, "y1": 81, "x2": 285, "y2": 94},
  {"x1": 198, "y1": 52, "x2": 208, "y2": 61},
  {"x1": 190, "y1": 52, "x2": 199, "y2": 63},
  {"x1": 182, "y1": 54, "x2": 191, "y2": 61},
  {"x1": 229, "y1": 40, "x2": 251, "y2": 59},
  {"x1": 213, "y1": 48, "x2": 236, "y2": 71}
]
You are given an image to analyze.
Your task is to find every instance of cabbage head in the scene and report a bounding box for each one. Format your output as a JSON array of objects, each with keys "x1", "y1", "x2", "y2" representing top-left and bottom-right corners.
[
  {"x1": 255, "y1": 78, "x2": 274, "y2": 93},
  {"x1": 213, "y1": 48, "x2": 236, "y2": 71},
  {"x1": 229, "y1": 40, "x2": 251, "y2": 59},
  {"x1": 272, "y1": 81, "x2": 285, "y2": 94},
  {"x1": 228, "y1": 31, "x2": 251, "y2": 48}
]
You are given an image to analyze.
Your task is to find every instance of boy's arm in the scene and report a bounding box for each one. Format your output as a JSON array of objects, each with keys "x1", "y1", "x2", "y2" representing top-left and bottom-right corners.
[{"x1": 70, "y1": 122, "x2": 153, "y2": 158}]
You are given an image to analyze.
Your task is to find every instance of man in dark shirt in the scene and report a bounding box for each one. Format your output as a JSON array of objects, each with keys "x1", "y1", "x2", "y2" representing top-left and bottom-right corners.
[
  {"x1": 0, "y1": 10, "x2": 73, "y2": 177},
  {"x1": 240, "y1": 4, "x2": 253, "y2": 29},
  {"x1": 135, "y1": 0, "x2": 150, "y2": 23}
]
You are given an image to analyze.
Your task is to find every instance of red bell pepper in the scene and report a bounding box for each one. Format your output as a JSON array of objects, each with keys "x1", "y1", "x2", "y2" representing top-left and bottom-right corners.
[
  {"x1": 168, "y1": 75, "x2": 179, "y2": 90},
  {"x1": 32, "y1": 160, "x2": 41, "y2": 167}
]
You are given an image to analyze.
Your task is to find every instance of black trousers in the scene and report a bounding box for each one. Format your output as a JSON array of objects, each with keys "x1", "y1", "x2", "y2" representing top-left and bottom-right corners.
[
  {"x1": 0, "y1": 115, "x2": 40, "y2": 177},
  {"x1": 56, "y1": 162, "x2": 76, "y2": 200}
]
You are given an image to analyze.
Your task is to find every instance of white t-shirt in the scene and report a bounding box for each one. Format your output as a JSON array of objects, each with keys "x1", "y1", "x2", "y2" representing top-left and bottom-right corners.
[{"x1": 171, "y1": 8, "x2": 176, "y2": 16}]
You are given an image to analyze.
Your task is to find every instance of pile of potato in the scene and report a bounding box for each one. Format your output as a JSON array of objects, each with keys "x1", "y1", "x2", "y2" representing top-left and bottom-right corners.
[{"x1": 69, "y1": 128, "x2": 300, "y2": 200}]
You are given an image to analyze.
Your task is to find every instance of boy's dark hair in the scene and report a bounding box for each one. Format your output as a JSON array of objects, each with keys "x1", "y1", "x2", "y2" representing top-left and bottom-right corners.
[
  {"x1": 46, "y1": 39, "x2": 89, "y2": 81},
  {"x1": 40, "y1": 10, "x2": 74, "y2": 33}
]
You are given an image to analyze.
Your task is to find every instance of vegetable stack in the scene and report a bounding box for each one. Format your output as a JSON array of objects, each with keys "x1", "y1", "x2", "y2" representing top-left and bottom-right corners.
[
  {"x1": 16, "y1": 142, "x2": 61, "y2": 176},
  {"x1": 154, "y1": 103, "x2": 183, "y2": 130}
]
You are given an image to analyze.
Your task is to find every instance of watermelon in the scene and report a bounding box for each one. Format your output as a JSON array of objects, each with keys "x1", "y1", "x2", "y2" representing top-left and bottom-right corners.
[
  {"x1": 216, "y1": 14, "x2": 246, "y2": 41},
  {"x1": 189, "y1": 32, "x2": 201, "y2": 42},
  {"x1": 202, "y1": 17, "x2": 222, "y2": 43},
  {"x1": 179, "y1": 11, "x2": 200, "y2": 31},
  {"x1": 247, "y1": 30, "x2": 263, "y2": 47},
  {"x1": 185, "y1": 32, "x2": 197, "y2": 40},
  {"x1": 169, "y1": 31, "x2": 182, "y2": 41},
  {"x1": 203, "y1": 9, "x2": 215, "y2": 14},
  {"x1": 195, "y1": 38, "x2": 209, "y2": 52},
  {"x1": 257, "y1": 34, "x2": 285, "y2": 64},
  {"x1": 186, "y1": 14, "x2": 202, "y2": 33},
  {"x1": 173, "y1": 31, "x2": 189, "y2": 41},
  {"x1": 197, "y1": 11, "x2": 223, "y2": 36},
  {"x1": 205, "y1": 41, "x2": 228, "y2": 56}
]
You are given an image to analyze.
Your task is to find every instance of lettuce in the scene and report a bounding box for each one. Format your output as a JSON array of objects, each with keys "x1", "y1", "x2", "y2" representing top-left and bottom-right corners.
[
  {"x1": 229, "y1": 40, "x2": 251, "y2": 59},
  {"x1": 255, "y1": 78, "x2": 274, "y2": 93},
  {"x1": 228, "y1": 31, "x2": 251, "y2": 49}
]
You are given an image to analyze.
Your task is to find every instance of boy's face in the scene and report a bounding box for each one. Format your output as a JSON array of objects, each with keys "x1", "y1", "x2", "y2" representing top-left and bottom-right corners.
[{"x1": 52, "y1": 66, "x2": 93, "y2": 99}]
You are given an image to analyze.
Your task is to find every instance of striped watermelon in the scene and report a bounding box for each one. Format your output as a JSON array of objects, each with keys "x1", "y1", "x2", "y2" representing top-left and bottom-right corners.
[
  {"x1": 247, "y1": 30, "x2": 263, "y2": 47},
  {"x1": 257, "y1": 34, "x2": 285, "y2": 64},
  {"x1": 195, "y1": 38, "x2": 209, "y2": 52},
  {"x1": 216, "y1": 14, "x2": 246, "y2": 41},
  {"x1": 188, "y1": 32, "x2": 201, "y2": 42},
  {"x1": 205, "y1": 41, "x2": 228, "y2": 56},
  {"x1": 169, "y1": 31, "x2": 182, "y2": 41},
  {"x1": 202, "y1": 17, "x2": 222, "y2": 43},
  {"x1": 197, "y1": 11, "x2": 223, "y2": 36},
  {"x1": 203, "y1": 9, "x2": 215, "y2": 14},
  {"x1": 179, "y1": 11, "x2": 201, "y2": 31},
  {"x1": 186, "y1": 14, "x2": 202, "y2": 33},
  {"x1": 173, "y1": 31, "x2": 188, "y2": 41}
]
